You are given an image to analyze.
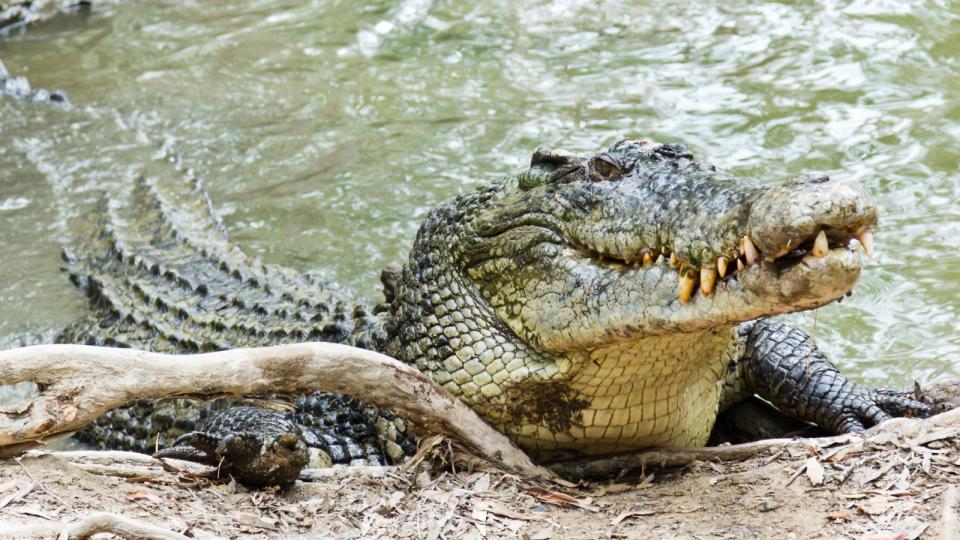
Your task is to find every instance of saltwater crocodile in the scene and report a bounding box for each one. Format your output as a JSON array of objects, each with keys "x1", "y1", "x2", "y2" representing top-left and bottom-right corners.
[
  {"x1": 154, "y1": 406, "x2": 309, "y2": 488},
  {"x1": 60, "y1": 138, "x2": 930, "y2": 464}
]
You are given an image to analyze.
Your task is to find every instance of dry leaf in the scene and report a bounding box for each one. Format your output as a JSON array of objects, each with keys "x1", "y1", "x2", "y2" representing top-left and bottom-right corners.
[
  {"x1": 523, "y1": 486, "x2": 598, "y2": 512},
  {"x1": 611, "y1": 509, "x2": 656, "y2": 525},
  {"x1": 233, "y1": 512, "x2": 276, "y2": 529},
  {"x1": 125, "y1": 489, "x2": 164, "y2": 504},
  {"x1": 476, "y1": 500, "x2": 544, "y2": 521},
  {"x1": 528, "y1": 526, "x2": 554, "y2": 540},
  {"x1": 472, "y1": 473, "x2": 491, "y2": 492},
  {"x1": 854, "y1": 501, "x2": 890, "y2": 516},
  {"x1": 806, "y1": 457, "x2": 825, "y2": 486}
]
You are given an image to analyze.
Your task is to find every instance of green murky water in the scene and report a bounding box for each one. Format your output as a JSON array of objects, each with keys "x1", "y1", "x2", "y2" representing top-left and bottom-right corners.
[{"x1": 1, "y1": 0, "x2": 958, "y2": 387}]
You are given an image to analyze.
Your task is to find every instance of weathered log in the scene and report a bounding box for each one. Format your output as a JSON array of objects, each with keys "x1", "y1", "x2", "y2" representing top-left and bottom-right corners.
[{"x1": 0, "y1": 343, "x2": 553, "y2": 479}]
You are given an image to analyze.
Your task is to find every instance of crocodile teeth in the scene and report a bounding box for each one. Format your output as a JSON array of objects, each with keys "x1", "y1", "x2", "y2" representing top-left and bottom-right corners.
[
  {"x1": 740, "y1": 235, "x2": 759, "y2": 266},
  {"x1": 717, "y1": 257, "x2": 728, "y2": 278},
  {"x1": 678, "y1": 273, "x2": 697, "y2": 304},
  {"x1": 737, "y1": 258, "x2": 745, "y2": 272},
  {"x1": 655, "y1": 254, "x2": 665, "y2": 265},
  {"x1": 811, "y1": 230, "x2": 829, "y2": 258},
  {"x1": 643, "y1": 252, "x2": 653, "y2": 265},
  {"x1": 669, "y1": 253, "x2": 678, "y2": 268},
  {"x1": 700, "y1": 266, "x2": 717, "y2": 296},
  {"x1": 858, "y1": 230, "x2": 874, "y2": 257}
]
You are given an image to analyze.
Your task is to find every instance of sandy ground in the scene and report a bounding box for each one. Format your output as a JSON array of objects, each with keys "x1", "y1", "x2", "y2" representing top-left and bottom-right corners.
[{"x1": 0, "y1": 424, "x2": 957, "y2": 539}]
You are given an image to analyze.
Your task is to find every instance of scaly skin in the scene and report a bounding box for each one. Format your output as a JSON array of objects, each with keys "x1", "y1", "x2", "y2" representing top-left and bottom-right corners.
[
  {"x1": 61, "y1": 138, "x2": 929, "y2": 462},
  {"x1": 154, "y1": 406, "x2": 309, "y2": 488},
  {"x1": 384, "y1": 140, "x2": 925, "y2": 458},
  {"x1": 61, "y1": 175, "x2": 413, "y2": 465}
]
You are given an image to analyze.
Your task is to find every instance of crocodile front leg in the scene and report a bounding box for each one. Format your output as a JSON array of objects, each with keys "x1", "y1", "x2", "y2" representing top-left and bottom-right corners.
[
  {"x1": 726, "y1": 319, "x2": 931, "y2": 433},
  {"x1": 153, "y1": 431, "x2": 222, "y2": 465}
]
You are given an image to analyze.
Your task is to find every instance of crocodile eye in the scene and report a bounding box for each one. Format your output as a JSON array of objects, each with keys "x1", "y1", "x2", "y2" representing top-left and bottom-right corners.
[{"x1": 590, "y1": 154, "x2": 622, "y2": 180}]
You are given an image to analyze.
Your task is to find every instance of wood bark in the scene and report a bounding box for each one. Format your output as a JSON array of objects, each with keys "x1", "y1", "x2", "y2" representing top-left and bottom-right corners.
[
  {"x1": 1, "y1": 343, "x2": 958, "y2": 482},
  {"x1": 0, "y1": 343, "x2": 553, "y2": 479}
]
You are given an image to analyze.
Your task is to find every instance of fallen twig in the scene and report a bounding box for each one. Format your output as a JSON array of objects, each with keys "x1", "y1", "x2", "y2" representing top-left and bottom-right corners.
[{"x1": 0, "y1": 343, "x2": 552, "y2": 479}]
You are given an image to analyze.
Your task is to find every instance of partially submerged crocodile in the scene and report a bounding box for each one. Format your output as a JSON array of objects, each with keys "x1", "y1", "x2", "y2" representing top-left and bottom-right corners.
[{"x1": 61, "y1": 138, "x2": 929, "y2": 466}]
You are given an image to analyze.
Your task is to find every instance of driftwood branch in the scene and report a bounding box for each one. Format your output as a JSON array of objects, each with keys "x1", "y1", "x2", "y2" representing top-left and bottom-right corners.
[
  {"x1": 0, "y1": 343, "x2": 553, "y2": 479},
  {"x1": 4, "y1": 511, "x2": 190, "y2": 540},
  {"x1": 546, "y1": 406, "x2": 960, "y2": 478},
  {"x1": 2, "y1": 343, "x2": 958, "y2": 483}
]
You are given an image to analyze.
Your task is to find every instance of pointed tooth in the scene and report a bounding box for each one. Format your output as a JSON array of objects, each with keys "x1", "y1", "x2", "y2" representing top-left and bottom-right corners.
[
  {"x1": 678, "y1": 272, "x2": 697, "y2": 304},
  {"x1": 643, "y1": 252, "x2": 653, "y2": 265},
  {"x1": 700, "y1": 266, "x2": 717, "y2": 296},
  {"x1": 717, "y1": 257, "x2": 728, "y2": 278},
  {"x1": 669, "y1": 253, "x2": 678, "y2": 268},
  {"x1": 857, "y1": 230, "x2": 874, "y2": 257},
  {"x1": 655, "y1": 254, "x2": 665, "y2": 265},
  {"x1": 737, "y1": 258, "x2": 745, "y2": 272},
  {"x1": 741, "y1": 236, "x2": 759, "y2": 265},
  {"x1": 811, "y1": 230, "x2": 829, "y2": 258}
]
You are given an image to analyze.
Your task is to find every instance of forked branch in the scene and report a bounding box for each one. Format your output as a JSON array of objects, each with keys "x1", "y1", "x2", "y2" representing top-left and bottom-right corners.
[{"x1": 0, "y1": 343, "x2": 553, "y2": 479}]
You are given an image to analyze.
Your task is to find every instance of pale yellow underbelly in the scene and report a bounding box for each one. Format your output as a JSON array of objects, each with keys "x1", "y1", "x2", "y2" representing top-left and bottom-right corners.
[{"x1": 492, "y1": 327, "x2": 741, "y2": 458}]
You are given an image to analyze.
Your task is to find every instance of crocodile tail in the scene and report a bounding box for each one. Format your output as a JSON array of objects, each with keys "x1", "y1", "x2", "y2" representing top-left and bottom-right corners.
[
  {"x1": 58, "y1": 174, "x2": 387, "y2": 352},
  {"x1": 57, "y1": 173, "x2": 413, "y2": 464}
]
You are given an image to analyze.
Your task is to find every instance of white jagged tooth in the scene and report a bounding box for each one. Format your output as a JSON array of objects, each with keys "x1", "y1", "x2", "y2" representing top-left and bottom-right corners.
[
  {"x1": 700, "y1": 266, "x2": 717, "y2": 297},
  {"x1": 858, "y1": 230, "x2": 874, "y2": 257},
  {"x1": 643, "y1": 252, "x2": 653, "y2": 266},
  {"x1": 717, "y1": 257, "x2": 728, "y2": 278},
  {"x1": 811, "y1": 230, "x2": 829, "y2": 258},
  {"x1": 741, "y1": 236, "x2": 759, "y2": 265},
  {"x1": 737, "y1": 258, "x2": 745, "y2": 272}
]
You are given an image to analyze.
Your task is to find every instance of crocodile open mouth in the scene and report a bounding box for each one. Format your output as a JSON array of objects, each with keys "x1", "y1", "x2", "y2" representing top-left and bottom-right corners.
[{"x1": 580, "y1": 228, "x2": 874, "y2": 304}]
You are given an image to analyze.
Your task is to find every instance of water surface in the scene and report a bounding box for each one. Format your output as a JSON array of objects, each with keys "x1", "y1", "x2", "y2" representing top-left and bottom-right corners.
[{"x1": 1, "y1": 0, "x2": 959, "y2": 387}]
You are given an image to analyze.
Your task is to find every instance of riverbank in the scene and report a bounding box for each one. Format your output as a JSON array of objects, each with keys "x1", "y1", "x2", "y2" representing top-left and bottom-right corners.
[{"x1": 1, "y1": 411, "x2": 957, "y2": 539}]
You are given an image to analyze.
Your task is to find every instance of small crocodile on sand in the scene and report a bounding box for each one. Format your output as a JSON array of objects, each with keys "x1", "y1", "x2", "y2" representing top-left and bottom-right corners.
[
  {"x1": 60, "y1": 138, "x2": 930, "y2": 485},
  {"x1": 154, "y1": 406, "x2": 309, "y2": 488}
]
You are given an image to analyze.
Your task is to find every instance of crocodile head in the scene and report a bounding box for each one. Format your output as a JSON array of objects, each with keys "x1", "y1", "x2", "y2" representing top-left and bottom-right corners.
[{"x1": 457, "y1": 139, "x2": 876, "y2": 351}]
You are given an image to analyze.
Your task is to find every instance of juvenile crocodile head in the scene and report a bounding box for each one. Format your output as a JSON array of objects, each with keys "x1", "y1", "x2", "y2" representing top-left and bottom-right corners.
[{"x1": 391, "y1": 138, "x2": 877, "y2": 455}]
